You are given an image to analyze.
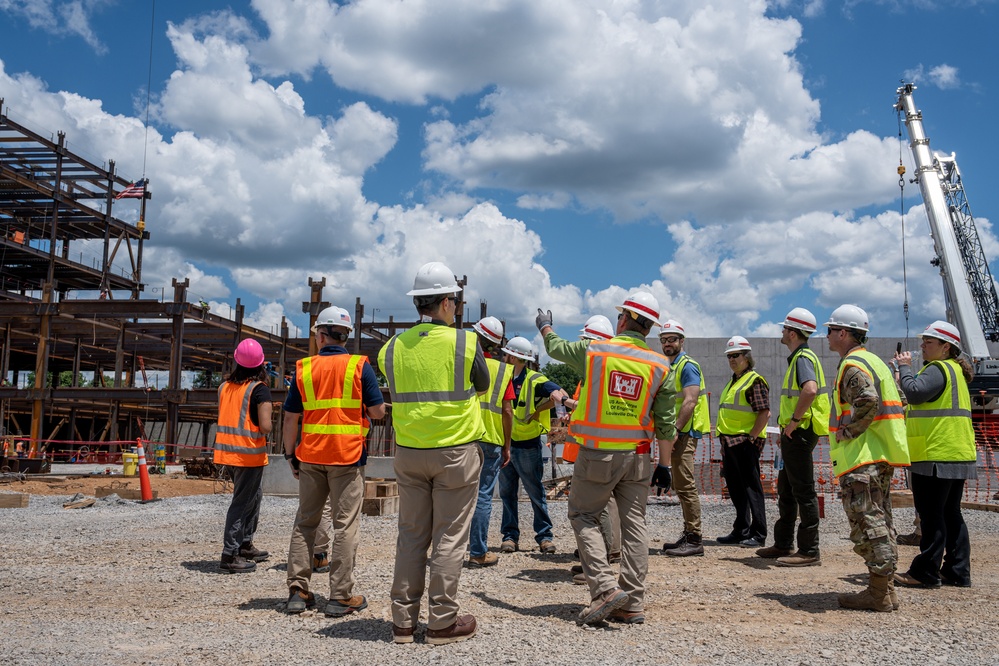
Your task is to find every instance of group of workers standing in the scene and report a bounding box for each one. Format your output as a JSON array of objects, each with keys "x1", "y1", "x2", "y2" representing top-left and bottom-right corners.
[{"x1": 211, "y1": 261, "x2": 978, "y2": 645}]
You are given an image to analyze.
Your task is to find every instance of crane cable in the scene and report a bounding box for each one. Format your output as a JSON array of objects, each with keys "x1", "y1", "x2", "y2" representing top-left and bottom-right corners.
[{"x1": 897, "y1": 110, "x2": 911, "y2": 342}]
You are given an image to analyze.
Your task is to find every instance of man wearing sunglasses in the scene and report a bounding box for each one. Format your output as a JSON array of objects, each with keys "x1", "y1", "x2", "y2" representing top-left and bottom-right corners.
[{"x1": 825, "y1": 304, "x2": 908, "y2": 613}]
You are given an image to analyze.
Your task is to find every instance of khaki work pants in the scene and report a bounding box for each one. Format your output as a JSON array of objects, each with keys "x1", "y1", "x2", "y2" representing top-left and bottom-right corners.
[
  {"x1": 670, "y1": 433, "x2": 702, "y2": 536},
  {"x1": 286, "y1": 462, "x2": 363, "y2": 599},
  {"x1": 391, "y1": 443, "x2": 482, "y2": 630},
  {"x1": 568, "y1": 447, "x2": 652, "y2": 612}
]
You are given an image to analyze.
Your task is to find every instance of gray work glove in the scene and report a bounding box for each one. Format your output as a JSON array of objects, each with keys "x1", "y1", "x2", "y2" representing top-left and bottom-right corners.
[{"x1": 535, "y1": 308, "x2": 553, "y2": 332}]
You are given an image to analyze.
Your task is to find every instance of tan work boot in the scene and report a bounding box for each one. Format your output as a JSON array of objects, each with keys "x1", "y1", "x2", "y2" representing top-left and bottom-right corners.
[
  {"x1": 838, "y1": 573, "x2": 894, "y2": 612},
  {"x1": 775, "y1": 552, "x2": 821, "y2": 567},
  {"x1": 887, "y1": 574, "x2": 900, "y2": 610},
  {"x1": 467, "y1": 552, "x2": 499, "y2": 567}
]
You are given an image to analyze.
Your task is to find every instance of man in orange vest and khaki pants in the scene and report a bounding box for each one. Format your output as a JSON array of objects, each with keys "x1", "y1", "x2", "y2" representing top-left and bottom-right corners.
[
  {"x1": 282, "y1": 306, "x2": 386, "y2": 617},
  {"x1": 540, "y1": 292, "x2": 676, "y2": 625}
]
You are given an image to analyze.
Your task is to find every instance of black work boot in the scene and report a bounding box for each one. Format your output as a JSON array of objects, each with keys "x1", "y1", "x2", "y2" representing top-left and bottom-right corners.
[{"x1": 665, "y1": 533, "x2": 704, "y2": 557}]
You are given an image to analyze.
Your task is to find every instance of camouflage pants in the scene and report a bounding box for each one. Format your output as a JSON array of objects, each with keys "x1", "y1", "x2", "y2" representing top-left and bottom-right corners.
[{"x1": 839, "y1": 462, "x2": 898, "y2": 576}]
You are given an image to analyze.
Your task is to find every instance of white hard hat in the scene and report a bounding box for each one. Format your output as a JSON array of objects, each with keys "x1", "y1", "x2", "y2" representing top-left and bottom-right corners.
[
  {"x1": 406, "y1": 261, "x2": 460, "y2": 296},
  {"x1": 616, "y1": 291, "x2": 661, "y2": 324},
  {"x1": 724, "y1": 335, "x2": 752, "y2": 355},
  {"x1": 580, "y1": 315, "x2": 613, "y2": 341},
  {"x1": 921, "y1": 320, "x2": 962, "y2": 351},
  {"x1": 659, "y1": 319, "x2": 686, "y2": 338},
  {"x1": 783, "y1": 307, "x2": 817, "y2": 335},
  {"x1": 502, "y1": 336, "x2": 535, "y2": 361},
  {"x1": 312, "y1": 305, "x2": 354, "y2": 334},
  {"x1": 473, "y1": 316, "x2": 504, "y2": 345},
  {"x1": 825, "y1": 304, "x2": 869, "y2": 332}
]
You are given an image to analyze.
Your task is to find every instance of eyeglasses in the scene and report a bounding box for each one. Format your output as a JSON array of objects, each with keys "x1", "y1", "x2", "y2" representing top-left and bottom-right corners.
[{"x1": 660, "y1": 336, "x2": 681, "y2": 344}]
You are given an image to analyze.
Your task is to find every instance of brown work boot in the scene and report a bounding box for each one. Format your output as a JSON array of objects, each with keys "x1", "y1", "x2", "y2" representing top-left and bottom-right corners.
[
  {"x1": 607, "y1": 608, "x2": 645, "y2": 624},
  {"x1": 540, "y1": 540, "x2": 556, "y2": 554},
  {"x1": 500, "y1": 540, "x2": 517, "y2": 553},
  {"x1": 662, "y1": 532, "x2": 688, "y2": 551},
  {"x1": 572, "y1": 571, "x2": 587, "y2": 585},
  {"x1": 577, "y1": 588, "x2": 628, "y2": 625},
  {"x1": 426, "y1": 614, "x2": 477, "y2": 645},
  {"x1": 837, "y1": 573, "x2": 894, "y2": 612},
  {"x1": 775, "y1": 552, "x2": 821, "y2": 567},
  {"x1": 665, "y1": 533, "x2": 703, "y2": 557},
  {"x1": 312, "y1": 552, "x2": 330, "y2": 573},
  {"x1": 896, "y1": 532, "x2": 921, "y2": 547},
  {"x1": 756, "y1": 545, "x2": 793, "y2": 559},
  {"x1": 238, "y1": 542, "x2": 269, "y2": 562},
  {"x1": 286, "y1": 588, "x2": 316, "y2": 614},
  {"x1": 392, "y1": 625, "x2": 415, "y2": 644},
  {"x1": 467, "y1": 552, "x2": 499, "y2": 567},
  {"x1": 325, "y1": 595, "x2": 368, "y2": 617},
  {"x1": 219, "y1": 553, "x2": 256, "y2": 573}
]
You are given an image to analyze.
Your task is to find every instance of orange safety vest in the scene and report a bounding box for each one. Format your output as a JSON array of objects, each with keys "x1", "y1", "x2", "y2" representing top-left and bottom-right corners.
[
  {"x1": 295, "y1": 353, "x2": 370, "y2": 465},
  {"x1": 214, "y1": 381, "x2": 269, "y2": 467}
]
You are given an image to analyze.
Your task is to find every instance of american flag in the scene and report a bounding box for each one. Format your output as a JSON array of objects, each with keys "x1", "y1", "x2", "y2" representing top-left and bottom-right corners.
[{"x1": 115, "y1": 178, "x2": 148, "y2": 199}]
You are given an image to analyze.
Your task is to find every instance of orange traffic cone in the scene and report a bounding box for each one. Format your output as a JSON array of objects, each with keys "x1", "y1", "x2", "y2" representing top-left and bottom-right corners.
[{"x1": 135, "y1": 439, "x2": 156, "y2": 503}]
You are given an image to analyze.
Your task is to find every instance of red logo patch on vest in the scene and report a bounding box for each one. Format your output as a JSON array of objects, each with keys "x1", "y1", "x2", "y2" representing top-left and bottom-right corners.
[{"x1": 608, "y1": 371, "x2": 643, "y2": 400}]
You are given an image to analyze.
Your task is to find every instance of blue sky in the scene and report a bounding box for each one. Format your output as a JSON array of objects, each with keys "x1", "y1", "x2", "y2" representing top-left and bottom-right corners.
[{"x1": 1, "y1": 0, "x2": 997, "y2": 350}]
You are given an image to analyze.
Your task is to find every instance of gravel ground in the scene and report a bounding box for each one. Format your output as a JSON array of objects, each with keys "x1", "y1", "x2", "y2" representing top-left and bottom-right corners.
[{"x1": 1, "y1": 489, "x2": 998, "y2": 666}]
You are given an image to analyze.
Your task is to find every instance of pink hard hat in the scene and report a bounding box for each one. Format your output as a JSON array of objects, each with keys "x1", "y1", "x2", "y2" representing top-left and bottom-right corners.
[{"x1": 234, "y1": 339, "x2": 265, "y2": 368}]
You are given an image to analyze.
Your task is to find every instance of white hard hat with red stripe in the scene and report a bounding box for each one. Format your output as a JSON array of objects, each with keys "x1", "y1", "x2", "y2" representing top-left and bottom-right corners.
[
  {"x1": 659, "y1": 319, "x2": 685, "y2": 338},
  {"x1": 580, "y1": 315, "x2": 613, "y2": 341},
  {"x1": 783, "y1": 307, "x2": 816, "y2": 335},
  {"x1": 724, "y1": 335, "x2": 752, "y2": 355},
  {"x1": 616, "y1": 291, "x2": 661, "y2": 324},
  {"x1": 502, "y1": 336, "x2": 535, "y2": 361},
  {"x1": 473, "y1": 316, "x2": 504, "y2": 345},
  {"x1": 921, "y1": 320, "x2": 962, "y2": 351}
]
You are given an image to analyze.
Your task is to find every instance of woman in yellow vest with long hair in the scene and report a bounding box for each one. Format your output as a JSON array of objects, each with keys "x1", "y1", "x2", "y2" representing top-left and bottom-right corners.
[{"x1": 893, "y1": 321, "x2": 976, "y2": 588}]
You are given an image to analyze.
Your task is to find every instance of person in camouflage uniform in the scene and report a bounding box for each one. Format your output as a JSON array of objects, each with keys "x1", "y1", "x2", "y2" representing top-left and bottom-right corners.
[{"x1": 825, "y1": 305, "x2": 909, "y2": 612}]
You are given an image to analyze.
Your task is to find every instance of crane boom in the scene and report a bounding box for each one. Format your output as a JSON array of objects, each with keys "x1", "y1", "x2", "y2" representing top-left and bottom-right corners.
[{"x1": 895, "y1": 83, "x2": 998, "y2": 361}]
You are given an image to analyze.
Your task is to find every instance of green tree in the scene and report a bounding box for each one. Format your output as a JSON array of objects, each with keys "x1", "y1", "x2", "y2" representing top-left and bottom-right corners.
[
  {"x1": 541, "y1": 362, "x2": 582, "y2": 392},
  {"x1": 193, "y1": 370, "x2": 223, "y2": 389}
]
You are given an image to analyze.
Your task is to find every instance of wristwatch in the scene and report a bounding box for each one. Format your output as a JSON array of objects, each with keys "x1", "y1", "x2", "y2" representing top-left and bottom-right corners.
[
  {"x1": 283, "y1": 453, "x2": 295, "y2": 460},
  {"x1": 790, "y1": 417, "x2": 801, "y2": 423}
]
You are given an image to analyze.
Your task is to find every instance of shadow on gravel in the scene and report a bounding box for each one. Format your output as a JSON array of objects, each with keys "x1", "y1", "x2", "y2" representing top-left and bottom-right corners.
[
  {"x1": 508, "y1": 567, "x2": 572, "y2": 584},
  {"x1": 180, "y1": 560, "x2": 228, "y2": 574},
  {"x1": 523, "y1": 552, "x2": 574, "y2": 565},
  {"x1": 472, "y1": 590, "x2": 582, "y2": 623},
  {"x1": 755, "y1": 591, "x2": 837, "y2": 613},
  {"x1": 238, "y1": 597, "x2": 286, "y2": 612},
  {"x1": 837, "y1": 573, "x2": 868, "y2": 586},
  {"x1": 314, "y1": 617, "x2": 393, "y2": 643},
  {"x1": 716, "y1": 555, "x2": 771, "y2": 571}
]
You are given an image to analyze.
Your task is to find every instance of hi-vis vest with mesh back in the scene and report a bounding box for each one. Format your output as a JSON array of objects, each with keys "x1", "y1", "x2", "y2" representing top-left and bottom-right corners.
[
  {"x1": 778, "y1": 346, "x2": 831, "y2": 435},
  {"x1": 378, "y1": 324, "x2": 485, "y2": 449},
  {"x1": 294, "y1": 353, "x2": 370, "y2": 465},
  {"x1": 906, "y1": 359, "x2": 976, "y2": 464},
  {"x1": 717, "y1": 371, "x2": 767, "y2": 436},
  {"x1": 214, "y1": 381, "x2": 268, "y2": 467},
  {"x1": 829, "y1": 348, "x2": 909, "y2": 477},
  {"x1": 569, "y1": 336, "x2": 670, "y2": 451},
  {"x1": 480, "y1": 358, "x2": 514, "y2": 446},
  {"x1": 671, "y1": 354, "x2": 710, "y2": 434},
  {"x1": 512, "y1": 369, "x2": 553, "y2": 440}
]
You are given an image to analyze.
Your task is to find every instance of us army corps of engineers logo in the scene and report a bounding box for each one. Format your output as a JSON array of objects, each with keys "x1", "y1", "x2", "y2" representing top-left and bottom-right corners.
[{"x1": 608, "y1": 371, "x2": 643, "y2": 401}]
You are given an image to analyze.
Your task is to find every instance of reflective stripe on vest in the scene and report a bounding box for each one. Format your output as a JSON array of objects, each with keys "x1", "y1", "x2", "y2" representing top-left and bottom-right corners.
[
  {"x1": 512, "y1": 369, "x2": 552, "y2": 440},
  {"x1": 480, "y1": 358, "x2": 514, "y2": 446},
  {"x1": 829, "y1": 349, "x2": 909, "y2": 477},
  {"x1": 378, "y1": 324, "x2": 485, "y2": 449},
  {"x1": 716, "y1": 371, "x2": 767, "y2": 436},
  {"x1": 295, "y1": 354, "x2": 369, "y2": 465},
  {"x1": 671, "y1": 354, "x2": 710, "y2": 433},
  {"x1": 569, "y1": 337, "x2": 669, "y2": 451},
  {"x1": 906, "y1": 359, "x2": 976, "y2": 463},
  {"x1": 778, "y1": 346, "x2": 831, "y2": 435},
  {"x1": 214, "y1": 381, "x2": 268, "y2": 466}
]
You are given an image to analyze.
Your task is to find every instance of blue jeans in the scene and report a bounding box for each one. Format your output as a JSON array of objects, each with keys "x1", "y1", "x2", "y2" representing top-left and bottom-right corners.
[
  {"x1": 469, "y1": 442, "x2": 504, "y2": 557},
  {"x1": 499, "y1": 445, "x2": 554, "y2": 545}
]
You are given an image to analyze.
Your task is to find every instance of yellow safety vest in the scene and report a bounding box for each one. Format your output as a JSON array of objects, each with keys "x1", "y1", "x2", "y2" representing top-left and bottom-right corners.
[
  {"x1": 569, "y1": 336, "x2": 670, "y2": 451},
  {"x1": 829, "y1": 348, "x2": 909, "y2": 477},
  {"x1": 214, "y1": 381, "x2": 269, "y2": 467},
  {"x1": 671, "y1": 353, "x2": 710, "y2": 434},
  {"x1": 512, "y1": 369, "x2": 552, "y2": 440},
  {"x1": 906, "y1": 359, "x2": 976, "y2": 463},
  {"x1": 480, "y1": 358, "x2": 514, "y2": 446},
  {"x1": 717, "y1": 371, "x2": 768, "y2": 436},
  {"x1": 378, "y1": 324, "x2": 485, "y2": 449},
  {"x1": 778, "y1": 345, "x2": 831, "y2": 434}
]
